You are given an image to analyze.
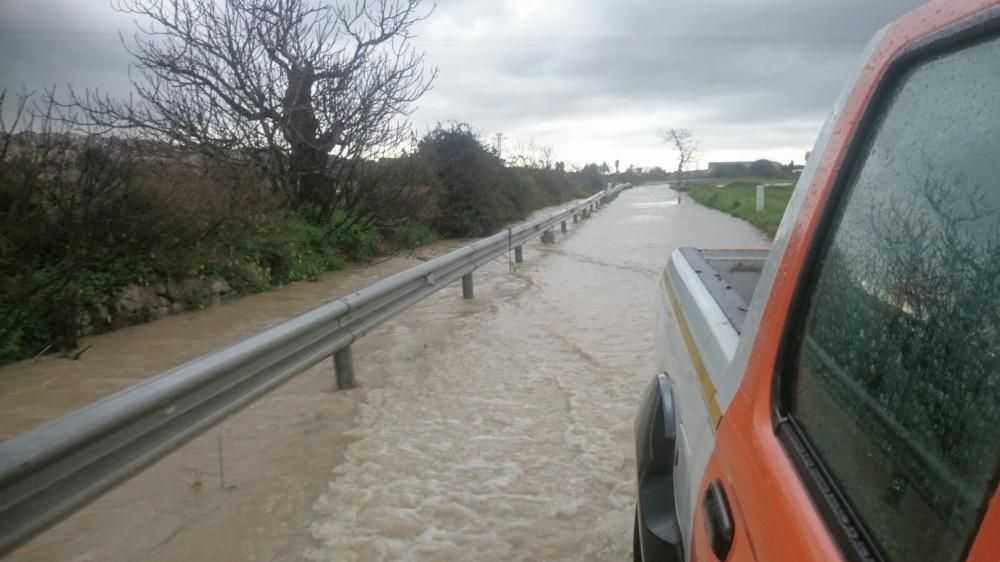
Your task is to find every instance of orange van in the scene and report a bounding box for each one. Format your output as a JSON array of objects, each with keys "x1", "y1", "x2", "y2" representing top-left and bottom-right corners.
[{"x1": 634, "y1": 1, "x2": 1000, "y2": 560}]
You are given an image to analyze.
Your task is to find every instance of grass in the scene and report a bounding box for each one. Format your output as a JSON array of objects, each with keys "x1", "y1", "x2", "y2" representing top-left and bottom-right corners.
[
  {"x1": 687, "y1": 176, "x2": 796, "y2": 188},
  {"x1": 687, "y1": 180, "x2": 795, "y2": 237}
]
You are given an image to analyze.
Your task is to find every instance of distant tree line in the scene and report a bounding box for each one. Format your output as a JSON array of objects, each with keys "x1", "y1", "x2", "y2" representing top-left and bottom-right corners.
[
  {"x1": 613, "y1": 165, "x2": 671, "y2": 186},
  {"x1": 709, "y1": 159, "x2": 792, "y2": 179}
]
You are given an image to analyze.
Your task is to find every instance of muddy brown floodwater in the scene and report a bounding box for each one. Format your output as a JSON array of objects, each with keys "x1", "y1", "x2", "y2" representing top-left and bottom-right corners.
[{"x1": 1, "y1": 186, "x2": 770, "y2": 562}]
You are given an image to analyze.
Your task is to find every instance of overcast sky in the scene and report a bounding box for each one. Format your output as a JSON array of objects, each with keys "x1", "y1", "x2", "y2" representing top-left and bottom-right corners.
[{"x1": 0, "y1": 0, "x2": 927, "y2": 170}]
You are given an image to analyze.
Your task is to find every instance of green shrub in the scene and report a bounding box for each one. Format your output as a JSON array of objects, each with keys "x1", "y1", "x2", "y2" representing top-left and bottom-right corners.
[
  {"x1": 418, "y1": 124, "x2": 517, "y2": 237},
  {"x1": 329, "y1": 210, "x2": 380, "y2": 261},
  {"x1": 384, "y1": 221, "x2": 438, "y2": 249},
  {"x1": 0, "y1": 307, "x2": 45, "y2": 363},
  {"x1": 417, "y1": 124, "x2": 602, "y2": 238},
  {"x1": 210, "y1": 213, "x2": 347, "y2": 287}
]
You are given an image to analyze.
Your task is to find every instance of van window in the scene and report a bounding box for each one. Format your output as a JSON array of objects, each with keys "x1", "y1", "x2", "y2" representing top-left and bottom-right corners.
[{"x1": 785, "y1": 34, "x2": 1000, "y2": 562}]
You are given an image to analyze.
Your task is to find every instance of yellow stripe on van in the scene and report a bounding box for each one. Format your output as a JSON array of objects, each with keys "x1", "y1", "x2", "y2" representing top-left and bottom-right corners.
[{"x1": 662, "y1": 276, "x2": 724, "y2": 428}]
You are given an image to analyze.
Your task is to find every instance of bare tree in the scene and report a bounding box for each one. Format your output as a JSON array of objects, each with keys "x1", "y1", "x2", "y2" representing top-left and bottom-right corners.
[
  {"x1": 662, "y1": 128, "x2": 699, "y2": 191},
  {"x1": 59, "y1": 0, "x2": 435, "y2": 224},
  {"x1": 509, "y1": 137, "x2": 555, "y2": 169}
]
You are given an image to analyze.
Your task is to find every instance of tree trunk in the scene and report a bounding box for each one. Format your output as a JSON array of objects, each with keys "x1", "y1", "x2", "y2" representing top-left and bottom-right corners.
[{"x1": 282, "y1": 63, "x2": 329, "y2": 211}]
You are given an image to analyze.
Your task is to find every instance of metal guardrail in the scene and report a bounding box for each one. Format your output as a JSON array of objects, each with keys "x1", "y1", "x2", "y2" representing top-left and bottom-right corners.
[{"x1": 0, "y1": 183, "x2": 629, "y2": 556}]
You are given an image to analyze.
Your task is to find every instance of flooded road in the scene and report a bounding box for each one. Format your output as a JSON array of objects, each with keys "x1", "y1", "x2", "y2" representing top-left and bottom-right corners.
[{"x1": 2, "y1": 185, "x2": 770, "y2": 561}]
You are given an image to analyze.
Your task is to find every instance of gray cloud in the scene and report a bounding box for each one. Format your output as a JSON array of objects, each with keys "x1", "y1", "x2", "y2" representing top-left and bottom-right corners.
[{"x1": 0, "y1": 0, "x2": 927, "y2": 167}]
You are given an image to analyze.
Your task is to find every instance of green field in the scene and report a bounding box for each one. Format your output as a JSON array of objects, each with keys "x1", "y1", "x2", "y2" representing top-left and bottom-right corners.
[{"x1": 687, "y1": 180, "x2": 794, "y2": 237}]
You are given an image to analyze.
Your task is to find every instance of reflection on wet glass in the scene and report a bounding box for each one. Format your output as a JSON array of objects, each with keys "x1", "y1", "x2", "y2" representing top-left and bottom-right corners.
[{"x1": 790, "y1": 34, "x2": 1000, "y2": 562}]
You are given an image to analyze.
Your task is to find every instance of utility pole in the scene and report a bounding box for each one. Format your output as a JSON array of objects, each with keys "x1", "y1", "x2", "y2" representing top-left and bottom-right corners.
[{"x1": 495, "y1": 132, "x2": 504, "y2": 159}]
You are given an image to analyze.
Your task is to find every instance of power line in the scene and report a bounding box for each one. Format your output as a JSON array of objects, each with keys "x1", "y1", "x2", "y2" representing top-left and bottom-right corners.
[
  {"x1": 673, "y1": 53, "x2": 858, "y2": 104},
  {"x1": 416, "y1": 36, "x2": 871, "y2": 47},
  {"x1": 0, "y1": 29, "x2": 873, "y2": 46}
]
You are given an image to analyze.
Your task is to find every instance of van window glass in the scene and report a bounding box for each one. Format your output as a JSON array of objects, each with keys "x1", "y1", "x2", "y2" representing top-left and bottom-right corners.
[{"x1": 787, "y1": 34, "x2": 1000, "y2": 562}]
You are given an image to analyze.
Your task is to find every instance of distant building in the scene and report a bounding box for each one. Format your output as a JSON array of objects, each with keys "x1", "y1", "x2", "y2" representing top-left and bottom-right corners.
[
  {"x1": 667, "y1": 168, "x2": 709, "y2": 180},
  {"x1": 708, "y1": 159, "x2": 785, "y2": 178},
  {"x1": 707, "y1": 161, "x2": 753, "y2": 177}
]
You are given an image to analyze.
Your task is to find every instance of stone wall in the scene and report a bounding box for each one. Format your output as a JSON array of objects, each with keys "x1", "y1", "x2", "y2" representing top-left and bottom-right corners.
[{"x1": 76, "y1": 276, "x2": 233, "y2": 337}]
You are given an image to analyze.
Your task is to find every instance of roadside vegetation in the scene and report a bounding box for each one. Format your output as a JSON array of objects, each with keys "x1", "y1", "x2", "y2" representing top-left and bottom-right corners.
[
  {"x1": 0, "y1": 99, "x2": 608, "y2": 364},
  {"x1": 687, "y1": 179, "x2": 795, "y2": 237},
  {"x1": 0, "y1": 0, "x2": 621, "y2": 364}
]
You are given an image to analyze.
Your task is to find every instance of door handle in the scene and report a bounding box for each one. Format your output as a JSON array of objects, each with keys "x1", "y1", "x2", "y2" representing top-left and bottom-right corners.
[{"x1": 703, "y1": 480, "x2": 735, "y2": 560}]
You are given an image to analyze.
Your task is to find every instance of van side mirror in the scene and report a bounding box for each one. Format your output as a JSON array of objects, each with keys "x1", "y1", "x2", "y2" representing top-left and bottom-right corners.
[
  {"x1": 634, "y1": 373, "x2": 683, "y2": 559},
  {"x1": 636, "y1": 373, "x2": 678, "y2": 479}
]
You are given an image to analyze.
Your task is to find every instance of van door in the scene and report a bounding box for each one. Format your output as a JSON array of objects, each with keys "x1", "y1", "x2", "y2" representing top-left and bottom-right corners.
[{"x1": 692, "y1": 4, "x2": 1000, "y2": 562}]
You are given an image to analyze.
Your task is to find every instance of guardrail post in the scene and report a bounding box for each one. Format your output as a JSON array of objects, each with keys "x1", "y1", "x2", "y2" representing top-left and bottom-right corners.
[
  {"x1": 561, "y1": 220, "x2": 567, "y2": 233},
  {"x1": 334, "y1": 347, "x2": 355, "y2": 390},
  {"x1": 514, "y1": 245, "x2": 523, "y2": 263},
  {"x1": 461, "y1": 273, "x2": 474, "y2": 299},
  {"x1": 573, "y1": 214, "x2": 578, "y2": 224}
]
